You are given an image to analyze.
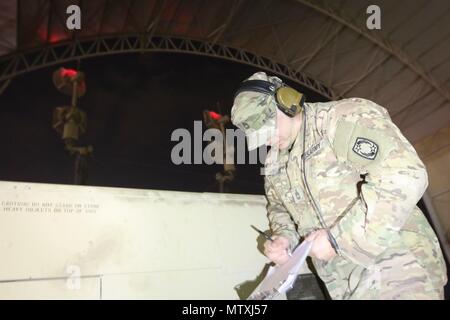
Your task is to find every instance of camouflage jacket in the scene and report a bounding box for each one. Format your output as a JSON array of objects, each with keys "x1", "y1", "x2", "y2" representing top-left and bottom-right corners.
[{"x1": 264, "y1": 98, "x2": 447, "y2": 298}]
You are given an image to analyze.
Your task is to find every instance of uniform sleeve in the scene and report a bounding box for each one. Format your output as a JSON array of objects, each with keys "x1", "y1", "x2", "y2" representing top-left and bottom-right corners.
[
  {"x1": 327, "y1": 101, "x2": 429, "y2": 268},
  {"x1": 264, "y1": 178, "x2": 300, "y2": 250}
]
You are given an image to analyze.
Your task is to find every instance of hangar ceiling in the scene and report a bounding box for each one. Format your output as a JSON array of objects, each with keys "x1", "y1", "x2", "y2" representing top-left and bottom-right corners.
[{"x1": 0, "y1": 0, "x2": 449, "y2": 143}]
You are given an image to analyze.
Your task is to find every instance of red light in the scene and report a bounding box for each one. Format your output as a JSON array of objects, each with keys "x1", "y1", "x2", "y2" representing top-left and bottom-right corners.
[
  {"x1": 37, "y1": 27, "x2": 66, "y2": 44},
  {"x1": 48, "y1": 34, "x2": 65, "y2": 43},
  {"x1": 209, "y1": 111, "x2": 222, "y2": 120},
  {"x1": 60, "y1": 68, "x2": 78, "y2": 78}
]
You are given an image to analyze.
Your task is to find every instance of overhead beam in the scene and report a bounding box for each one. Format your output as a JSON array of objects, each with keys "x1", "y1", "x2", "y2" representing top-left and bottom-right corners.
[
  {"x1": 210, "y1": 0, "x2": 244, "y2": 44},
  {"x1": 294, "y1": 0, "x2": 450, "y2": 103},
  {"x1": 0, "y1": 34, "x2": 336, "y2": 99}
]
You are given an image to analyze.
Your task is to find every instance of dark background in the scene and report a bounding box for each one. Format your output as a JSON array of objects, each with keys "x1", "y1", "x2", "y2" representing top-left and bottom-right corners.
[{"x1": 0, "y1": 52, "x2": 328, "y2": 194}]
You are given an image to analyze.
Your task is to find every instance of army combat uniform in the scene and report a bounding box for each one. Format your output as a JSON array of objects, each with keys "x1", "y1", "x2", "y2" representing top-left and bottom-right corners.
[{"x1": 264, "y1": 98, "x2": 447, "y2": 299}]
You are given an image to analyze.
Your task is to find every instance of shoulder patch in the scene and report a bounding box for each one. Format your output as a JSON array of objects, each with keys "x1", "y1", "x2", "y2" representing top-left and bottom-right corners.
[
  {"x1": 352, "y1": 137, "x2": 378, "y2": 160},
  {"x1": 333, "y1": 118, "x2": 395, "y2": 169}
]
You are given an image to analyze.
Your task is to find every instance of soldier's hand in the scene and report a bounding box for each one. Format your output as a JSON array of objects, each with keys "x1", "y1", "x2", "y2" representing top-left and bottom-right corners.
[
  {"x1": 263, "y1": 236, "x2": 290, "y2": 265},
  {"x1": 306, "y1": 229, "x2": 337, "y2": 261}
]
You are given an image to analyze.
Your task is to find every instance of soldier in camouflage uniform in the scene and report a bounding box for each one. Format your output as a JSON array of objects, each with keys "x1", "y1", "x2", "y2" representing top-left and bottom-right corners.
[{"x1": 231, "y1": 72, "x2": 447, "y2": 299}]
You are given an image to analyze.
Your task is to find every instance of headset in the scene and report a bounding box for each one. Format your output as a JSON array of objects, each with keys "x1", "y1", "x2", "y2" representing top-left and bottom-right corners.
[{"x1": 234, "y1": 79, "x2": 306, "y2": 118}]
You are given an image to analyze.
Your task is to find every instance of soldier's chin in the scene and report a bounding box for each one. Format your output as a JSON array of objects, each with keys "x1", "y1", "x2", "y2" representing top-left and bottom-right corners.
[{"x1": 278, "y1": 140, "x2": 290, "y2": 150}]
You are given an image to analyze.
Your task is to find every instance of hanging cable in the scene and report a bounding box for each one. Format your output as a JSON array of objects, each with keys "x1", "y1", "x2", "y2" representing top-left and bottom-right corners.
[{"x1": 301, "y1": 104, "x2": 340, "y2": 254}]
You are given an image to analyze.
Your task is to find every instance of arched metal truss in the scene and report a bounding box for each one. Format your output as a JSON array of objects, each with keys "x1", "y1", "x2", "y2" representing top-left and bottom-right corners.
[
  {"x1": 0, "y1": 34, "x2": 336, "y2": 99},
  {"x1": 295, "y1": 0, "x2": 450, "y2": 103}
]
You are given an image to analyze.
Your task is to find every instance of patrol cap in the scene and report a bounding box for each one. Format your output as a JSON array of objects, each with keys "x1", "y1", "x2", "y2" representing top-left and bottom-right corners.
[{"x1": 231, "y1": 72, "x2": 281, "y2": 150}]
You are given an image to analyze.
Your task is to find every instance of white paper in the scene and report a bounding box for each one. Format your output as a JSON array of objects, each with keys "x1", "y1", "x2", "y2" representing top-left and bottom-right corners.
[{"x1": 248, "y1": 240, "x2": 313, "y2": 300}]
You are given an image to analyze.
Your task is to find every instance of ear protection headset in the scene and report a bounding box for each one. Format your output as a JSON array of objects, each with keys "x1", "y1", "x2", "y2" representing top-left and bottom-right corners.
[{"x1": 234, "y1": 79, "x2": 306, "y2": 118}]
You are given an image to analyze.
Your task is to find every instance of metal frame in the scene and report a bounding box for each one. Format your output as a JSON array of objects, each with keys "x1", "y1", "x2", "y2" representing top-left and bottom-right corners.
[
  {"x1": 295, "y1": 0, "x2": 450, "y2": 105},
  {"x1": 0, "y1": 34, "x2": 336, "y2": 99}
]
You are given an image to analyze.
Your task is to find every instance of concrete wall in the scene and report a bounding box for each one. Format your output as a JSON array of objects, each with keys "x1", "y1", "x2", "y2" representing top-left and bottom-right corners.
[{"x1": 0, "y1": 180, "x2": 310, "y2": 299}]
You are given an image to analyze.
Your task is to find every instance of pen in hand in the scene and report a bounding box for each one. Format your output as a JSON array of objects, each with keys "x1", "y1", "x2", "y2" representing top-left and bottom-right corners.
[
  {"x1": 251, "y1": 225, "x2": 274, "y2": 241},
  {"x1": 250, "y1": 225, "x2": 293, "y2": 257}
]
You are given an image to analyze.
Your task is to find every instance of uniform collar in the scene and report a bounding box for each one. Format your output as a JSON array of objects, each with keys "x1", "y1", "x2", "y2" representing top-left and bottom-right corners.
[{"x1": 289, "y1": 103, "x2": 315, "y2": 158}]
